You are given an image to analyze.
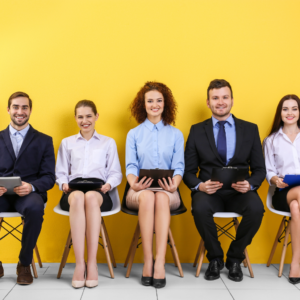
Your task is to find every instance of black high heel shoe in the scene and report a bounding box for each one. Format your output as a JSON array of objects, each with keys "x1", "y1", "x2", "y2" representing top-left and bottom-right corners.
[
  {"x1": 141, "y1": 260, "x2": 154, "y2": 286},
  {"x1": 153, "y1": 261, "x2": 166, "y2": 289},
  {"x1": 288, "y1": 267, "x2": 300, "y2": 285}
]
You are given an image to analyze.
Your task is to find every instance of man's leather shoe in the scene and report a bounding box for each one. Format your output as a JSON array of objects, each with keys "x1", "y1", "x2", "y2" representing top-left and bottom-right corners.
[
  {"x1": 0, "y1": 262, "x2": 3, "y2": 278},
  {"x1": 204, "y1": 259, "x2": 224, "y2": 280},
  {"x1": 16, "y1": 262, "x2": 33, "y2": 285},
  {"x1": 228, "y1": 262, "x2": 243, "y2": 282}
]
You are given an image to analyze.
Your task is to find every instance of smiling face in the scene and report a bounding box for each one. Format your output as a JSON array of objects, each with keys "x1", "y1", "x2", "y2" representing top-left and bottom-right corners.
[
  {"x1": 281, "y1": 99, "x2": 299, "y2": 126},
  {"x1": 75, "y1": 106, "x2": 99, "y2": 135},
  {"x1": 7, "y1": 97, "x2": 32, "y2": 130},
  {"x1": 144, "y1": 90, "x2": 164, "y2": 121},
  {"x1": 207, "y1": 87, "x2": 233, "y2": 120}
]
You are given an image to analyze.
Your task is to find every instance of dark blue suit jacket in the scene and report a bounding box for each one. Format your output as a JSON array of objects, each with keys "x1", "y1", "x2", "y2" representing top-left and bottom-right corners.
[{"x1": 0, "y1": 125, "x2": 55, "y2": 201}]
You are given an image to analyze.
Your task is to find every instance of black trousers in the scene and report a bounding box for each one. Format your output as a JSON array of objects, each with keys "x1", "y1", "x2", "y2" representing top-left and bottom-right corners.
[
  {"x1": 0, "y1": 193, "x2": 45, "y2": 266},
  {"x1": 192, "y1": 189, "x2": 264, "y2": 267}
]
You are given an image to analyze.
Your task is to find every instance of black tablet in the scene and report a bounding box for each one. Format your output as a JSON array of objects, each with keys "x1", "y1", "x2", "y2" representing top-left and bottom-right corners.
[
  {"x1": 69, "y1": 180, "x2": 103, "y2": 191},
  {"x1": 138, "y1": 169, "x2": 174, "y2": 188}
]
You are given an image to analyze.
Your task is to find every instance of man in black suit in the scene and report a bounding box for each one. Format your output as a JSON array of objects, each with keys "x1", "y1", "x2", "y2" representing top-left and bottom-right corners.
[
  {"x1": 0, "y1": 92, "x2": 55, "y2": 285},
  {"x1": 183, "y1": 79, "x2": 265, "y2": 282}
]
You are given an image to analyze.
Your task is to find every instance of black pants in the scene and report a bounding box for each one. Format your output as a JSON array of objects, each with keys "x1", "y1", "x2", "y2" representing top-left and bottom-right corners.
[
  {"x1": 192, "y1": 189, "x2": 264, "y2": 267},
  {"x1": 0, "y1": 193, "x2": 45, "y2": 266}
]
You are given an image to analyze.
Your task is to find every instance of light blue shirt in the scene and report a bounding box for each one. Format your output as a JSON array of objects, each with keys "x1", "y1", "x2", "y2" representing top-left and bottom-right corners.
[
  {"x1": 9, "y1": 124, "x2": 35, "y2": 192},
  {"x1": 126, "y1": 118, "x2": 185, "y2": 178}
]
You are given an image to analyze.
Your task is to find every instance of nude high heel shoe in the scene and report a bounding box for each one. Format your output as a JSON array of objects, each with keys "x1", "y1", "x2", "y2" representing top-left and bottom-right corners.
[
  {"x1": 85, "y1": 265, "x2": 98, "y2": 288},
  {"x1": 72, "y1": 264, "x2": 86, "y2": 288}
]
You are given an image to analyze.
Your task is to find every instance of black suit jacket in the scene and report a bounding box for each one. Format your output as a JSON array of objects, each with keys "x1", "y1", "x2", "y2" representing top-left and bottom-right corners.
[
  {"x1": 183, "y1": 115, "x2": 266, "y2": 191},
  {"x1": 0, "y1": 125, "x2": 55, "y2": 201}
]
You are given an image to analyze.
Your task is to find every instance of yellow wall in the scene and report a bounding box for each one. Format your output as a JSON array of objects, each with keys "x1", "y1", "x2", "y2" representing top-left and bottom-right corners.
[{"x1": 0, "y1": 0, "x2": 299, "y2": 264}]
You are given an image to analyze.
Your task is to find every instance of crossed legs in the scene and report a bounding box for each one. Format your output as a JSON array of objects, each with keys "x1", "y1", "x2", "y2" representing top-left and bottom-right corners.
[
  {"x1": 138, "y1": 191, "x2": 171, "y2": 279},
  {"x1": 68, "y1": 191, "x2": 103, "y2": 281}
]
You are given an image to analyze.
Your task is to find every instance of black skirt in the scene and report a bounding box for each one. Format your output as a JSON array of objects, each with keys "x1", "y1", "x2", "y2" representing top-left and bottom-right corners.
[
  {"x1": 60, "y1": 178, "x2": 113, "y2": 212},
  {"x1": 272, "y1": 187, "x2": 292, "y2": 212}
]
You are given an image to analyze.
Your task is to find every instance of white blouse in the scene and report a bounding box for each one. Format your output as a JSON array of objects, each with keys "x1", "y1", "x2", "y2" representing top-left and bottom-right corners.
[
  {"x1": 56, "y1": 131, "x2": 122, "y2": 191},
  {"x1": 264, "y1": 127, "x2": 300, "y2": 185}
]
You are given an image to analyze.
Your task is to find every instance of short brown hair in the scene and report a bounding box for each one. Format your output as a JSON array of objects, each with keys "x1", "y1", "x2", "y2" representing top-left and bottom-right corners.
[
  {"x1": 207, "y1": 79, "x2": 233, "y2": 99},
  {"x1": 75, "y1": 100, "x2": 97, "y2": 115},
  {"x1": 8, "y1": 92, "x2": 32, "y2": 109},
  {"x1": 130, "y1": 81, "x2": 177, "y2": 125}
]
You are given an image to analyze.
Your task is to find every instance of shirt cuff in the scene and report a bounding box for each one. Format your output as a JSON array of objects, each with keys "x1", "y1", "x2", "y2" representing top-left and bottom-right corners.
[
  {"x1": 192, "y1": 182, "x2": 201, "y2": 191},
  {"x1": 31, "y1": 184, "x2": 35, "y2": 192},
  {"x1": 56, "y1": 177, "x2": 69, "y2": 191},
  {"x1": 126, "y1": 167, "x2": 138, "y2": 177},
  {"x1": 250, "y1": 185, "x2": 256, "y2": 191}
]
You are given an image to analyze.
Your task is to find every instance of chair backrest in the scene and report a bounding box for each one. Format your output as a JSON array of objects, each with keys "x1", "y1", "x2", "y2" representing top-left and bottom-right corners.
[{"x1": 266, "y1": 185, "x2": 276, "y2": 211}]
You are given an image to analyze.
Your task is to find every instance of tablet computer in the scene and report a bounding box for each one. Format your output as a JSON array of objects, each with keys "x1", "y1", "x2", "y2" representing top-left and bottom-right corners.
[
  {"x1": 211, "y1": 167, "x2": 249, "y2": 189},
  {"x1": 69, "y1": 180, "x2": 103, "y2": 191},
  {"x1": 138, "y1": 169, "x2": 174, "y2": 189},
  {"x1": 0, "y1": 177, "x2": 22, "y2": 194}
]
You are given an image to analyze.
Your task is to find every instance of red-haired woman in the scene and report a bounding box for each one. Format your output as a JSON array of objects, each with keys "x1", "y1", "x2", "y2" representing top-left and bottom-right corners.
[
  {"x1": 126, "y1": 82, "x2": 184, "y2": 288},
  {"x1": 264, "y1": 94, "x2": 300, "y2": 284},
  {"x1": 56, "y1": 100, "x2": 122, "y2": 288}
]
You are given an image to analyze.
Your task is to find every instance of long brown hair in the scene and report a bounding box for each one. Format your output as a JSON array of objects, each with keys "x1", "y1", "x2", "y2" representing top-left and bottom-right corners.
[{"x1": 267, "y1": 94, "x2": 300, "y2": 137}]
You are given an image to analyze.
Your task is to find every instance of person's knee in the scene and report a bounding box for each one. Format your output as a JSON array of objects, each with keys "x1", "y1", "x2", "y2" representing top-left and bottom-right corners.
[
  {"x1": 290, "y1": 201, "x2": 300, "y2": 219},
  {"x1": 69, "y1": 191, "x2": 85, "y2": 209},
  {"x1": 24, "y1": 202, "x2": 44, "y2": 218},
  {"x1": 138, "y1": 191, "x2": 155, "y2": 210},
  {"x1": 245, "y1": 199, "x2": 265, "y2": 220},
  {"x1": 154, "y1": 192, "x2": 169, "y2": 208},
  {"x1": 84, "y1": 192, "x2": 102, "y2": 208},
  {"x1": 192, "y1": 197, "x2": 212, "y2": 219}
]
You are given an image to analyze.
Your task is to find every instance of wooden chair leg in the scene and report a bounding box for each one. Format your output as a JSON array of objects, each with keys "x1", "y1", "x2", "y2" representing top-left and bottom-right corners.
[
  {"x1": 34, "y1": 245, "x2": 43, "y2": 268},
  {"x1": 234, "y1": 218, "x2": 254, "y2": 278},
  {"x1": 242, "y1": 258, "x2": 248, "y2": 268},
  {"x1": 267, "y1": 217, "x2": 286, "y2": 267},
  {"x1": 193, "y1": 239, "x2": 203, "y2": 267},
  {"x1": 279, "y1": 219, "x2": 291, "y2": 277},
  {"x1": 169, "y1": 241, "x2": 178, "y2": 267},
  {"x1": 31, "y1": 255, "x2": 38, "y2": 278},
  {"x1": 100, "y1": 222, "x2": 114, "y2": 278},
  {"x1": 126, "y1": 221, "x2": 140, "y2": 278},
  {"x1": 124, "y1": 224, "x2": 138, "y2": 268},
  {"x1": 102, "y1": 219, "x2": 116, "y2": 268},
  {"x1": 168, "y1": 228, "x2": 184, "y2": 277},
  {"x1": 196, "y1": 242, "x2": 206, "y2": 277},
  {"x1": 57, "y1": 230, "x2": 72, "y2": 279}
]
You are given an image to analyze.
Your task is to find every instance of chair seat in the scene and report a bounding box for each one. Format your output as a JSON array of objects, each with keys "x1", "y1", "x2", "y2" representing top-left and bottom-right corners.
[
  {"x1": 0, "y1": 203, "x2": 47, "y2": 218},
  {"x1": 266, "y1": 185, "x2": 291, "y2": 217},
  {"x1": 213, "y1": 212, "x2": 241, "y2": 218}
]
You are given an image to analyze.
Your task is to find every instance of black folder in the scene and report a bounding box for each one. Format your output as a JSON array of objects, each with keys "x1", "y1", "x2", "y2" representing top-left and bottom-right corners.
[
  {"x1": 211, "y1": 167, "x2": 249, "y2": 189},
  {"x1": 138, "y1": 169, "x2": 174, "y2": 189},
  {"x1": 69, "y1": 179, "x2": 104, "y2": 191}
]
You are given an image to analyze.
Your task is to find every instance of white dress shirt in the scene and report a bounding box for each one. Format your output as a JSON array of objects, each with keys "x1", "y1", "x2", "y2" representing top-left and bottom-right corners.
[
  {"x1": 264, "y1": 127, "x2": 300, "y2": 185},
  {"x1": 56, "y1": 130, "x2": 122, "y2": 191}
]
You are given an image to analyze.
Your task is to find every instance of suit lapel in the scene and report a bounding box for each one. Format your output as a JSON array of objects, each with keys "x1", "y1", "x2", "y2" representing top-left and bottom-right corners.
[
  {"x1": 228, "y1": 116, "x2": 243, "y2": 165},
  {"x1": 1, "y1": 126, "x2": 16, "y2": 161},
  {"x1": 204, "y1": 118, "x2": 224, "y2": 164},
  {"x1": 16, "y1": 125, "x2": 36, "y2": 161}
]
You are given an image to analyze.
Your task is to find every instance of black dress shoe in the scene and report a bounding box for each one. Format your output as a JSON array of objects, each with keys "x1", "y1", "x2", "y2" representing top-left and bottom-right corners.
[
  {"x1": 228, "y1": 262, "x2": 243, "y2": 282},
  {"x1": 153, "y1": 278, "x2": 166, "y2": 288},
  {"x1": 204, "y1": 259, "x2": 224, "y2": 281},
  {"x1": 288, "y1": 277, "x2": 300, "y2": 284}
]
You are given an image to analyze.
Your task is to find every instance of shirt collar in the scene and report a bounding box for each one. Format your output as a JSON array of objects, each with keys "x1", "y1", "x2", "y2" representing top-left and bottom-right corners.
[
  {"x1": 212, "y1": 114, "x2": 234, "y2": 127},
  {"x1": 9, "y1": 124, "x2": 30, "y2": 137},
  {"x1": 144, "y1": 118, "x2": 164, "y2": 131},
  {"x1": 75, "y1": 130, "x2": 101, "y2": 141}
]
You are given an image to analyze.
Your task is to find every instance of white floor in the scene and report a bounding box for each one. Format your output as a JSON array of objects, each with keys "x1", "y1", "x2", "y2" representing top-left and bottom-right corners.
[{"x1": 0, "y1": 263, "x2": 299, "y2": 300}]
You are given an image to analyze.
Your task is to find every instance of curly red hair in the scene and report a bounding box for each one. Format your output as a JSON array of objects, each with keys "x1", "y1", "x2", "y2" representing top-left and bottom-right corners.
[{"x1": 130, "y1": 81, "x2": 178, "y2": 125}]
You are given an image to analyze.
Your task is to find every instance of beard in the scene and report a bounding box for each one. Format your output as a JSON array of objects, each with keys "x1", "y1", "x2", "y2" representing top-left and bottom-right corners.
[{"x1": 11, "y1": 115, "x2": 30, "y2": 127}]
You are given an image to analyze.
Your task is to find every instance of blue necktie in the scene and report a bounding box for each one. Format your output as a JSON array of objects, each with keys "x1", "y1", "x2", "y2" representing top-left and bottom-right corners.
[{"x1": 217, "y1": 121, "x2": 227, "y2": 165}]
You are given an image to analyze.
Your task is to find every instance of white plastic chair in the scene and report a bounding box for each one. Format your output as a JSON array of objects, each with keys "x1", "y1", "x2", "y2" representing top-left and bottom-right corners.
[
  {"x1": 266, "y1": 185, "x2": 291, "y2": 277},
  {"x1": 54, "y1": 188, "x2": 120, "y2": 279},
  {"x1": 0, "y1": 205, "x2": 46, "y2": 278},
  {"x1": 193, "y1": 211, "x2": 254, "y2": 278}
]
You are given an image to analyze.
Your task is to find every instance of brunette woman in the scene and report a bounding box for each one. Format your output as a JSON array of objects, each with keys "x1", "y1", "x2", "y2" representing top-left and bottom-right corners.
[
  {"x1": 56, "y1": 100, "x2": 122, "y2": 288},
  {"x1": 264, "y1": 94, "x2": 300, "y2": 284},
  {"x1": 126, "y1": 82, "x2": 184, "y2": 288}
]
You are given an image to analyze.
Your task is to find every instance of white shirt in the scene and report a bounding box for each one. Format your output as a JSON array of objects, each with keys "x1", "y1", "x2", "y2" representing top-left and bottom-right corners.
[
  {"x1": 264, "y1": 127, "x2": 300, "y2": 185},
  {"x1": 55, "y1": 131, "x2": 122, "y2": 191}
]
